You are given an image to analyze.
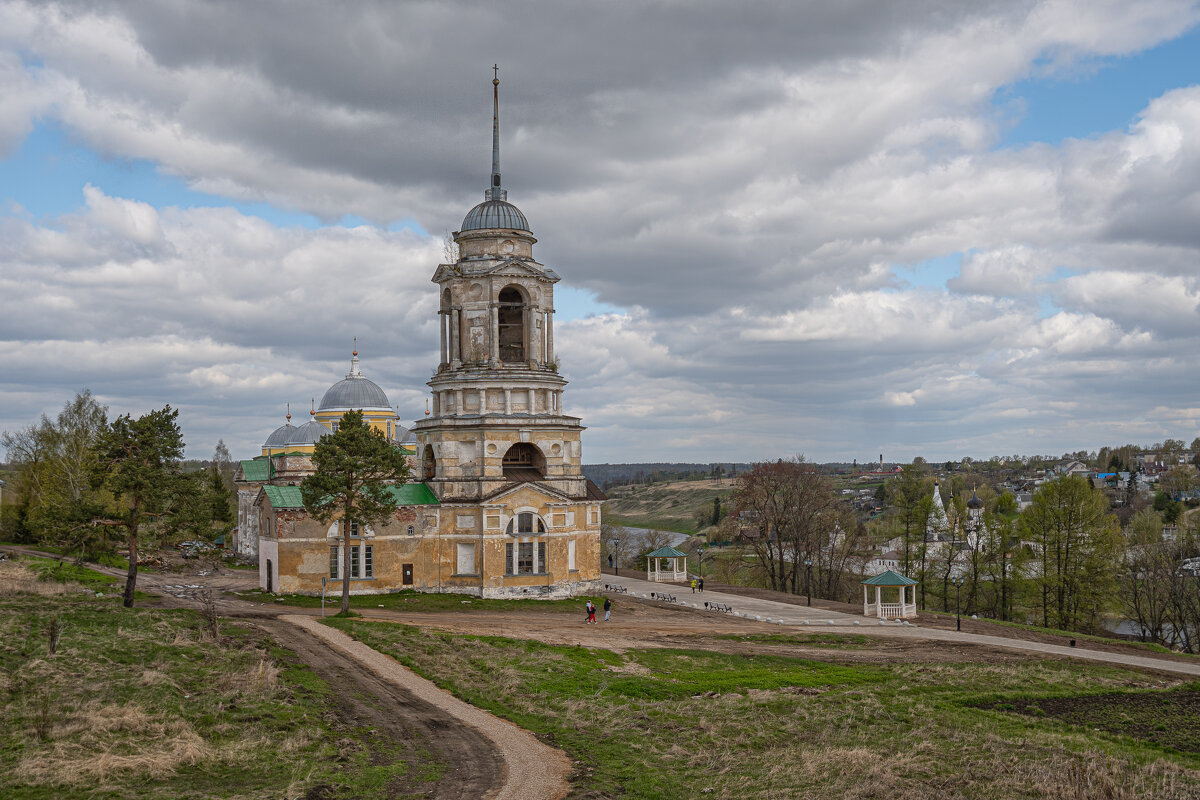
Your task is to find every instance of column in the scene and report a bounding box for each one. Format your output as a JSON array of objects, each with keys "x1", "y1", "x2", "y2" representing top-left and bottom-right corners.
[
  {"x1": 450, "y1": 309, "x2": 461, "y2": 363},
  {"x1": 875, "y1": 585, "x2": 882, "y2": 618},
  {"x1": 863, "y1": 585, "x2": 868, "y2": 616},
  {"x1": 455, "y1": 389, "x2": 464, "y2": 415},
  {"x1": 546, "y1": 308, "x2": 554, "y2": 363},
  {"x1": 504, "y1": 388, "x2": 511, "y2": 414},
  {"x1": 439, "y1": 310, "x2": 448, "y2": 364},
  {"x1": 489, "y1": 304, "x2": 499, "y2": 363}
]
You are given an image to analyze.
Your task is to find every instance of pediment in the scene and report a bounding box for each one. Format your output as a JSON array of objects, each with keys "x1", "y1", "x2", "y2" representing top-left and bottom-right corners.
[
  {"x1": 479, "y1": 258, "x2": 559, "y2": 282},
  {"x1": 483, "y1": 479, "x2": 576, "y2": 505},
  {"x1": 432, "y1": 263, "x2": 462, "y2": 283}
]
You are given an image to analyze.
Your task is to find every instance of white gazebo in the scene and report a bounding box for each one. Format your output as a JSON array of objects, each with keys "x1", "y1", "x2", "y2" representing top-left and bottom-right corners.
[
  {"x1": 645, "y1": 545, "x2": 688, "y2": 583},
  {"x1": 862, "y1": 570, "x2": 918, "y2": 619}
]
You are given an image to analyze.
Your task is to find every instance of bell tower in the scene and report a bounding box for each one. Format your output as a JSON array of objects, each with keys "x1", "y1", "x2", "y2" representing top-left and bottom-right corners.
[{"x1": 409, "y1": 71, "x2": 599, "y2": 599}]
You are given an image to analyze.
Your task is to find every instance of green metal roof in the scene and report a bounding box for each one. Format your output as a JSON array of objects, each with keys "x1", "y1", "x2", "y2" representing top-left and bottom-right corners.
[
  {"x1": 862, "y1": 569, "x2": 918, "y2": 586},
  {"x1": 262, "y1": 485, "x2": 303, "y2": 507},
  {"x1": 646, "y1": 545, "x2": 687, "y2": 558},
  {"x1": 240, "y1": 459, "x2": 270, "y2": 482},
  {"x1": 261, "y1": 482, "x2": 439, "y2": 510}
]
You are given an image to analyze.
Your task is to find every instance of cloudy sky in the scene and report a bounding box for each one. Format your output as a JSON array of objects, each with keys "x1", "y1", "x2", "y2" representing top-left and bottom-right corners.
[{"x1": 2, "y1": 1, "x2": 1199, "y2": 465}]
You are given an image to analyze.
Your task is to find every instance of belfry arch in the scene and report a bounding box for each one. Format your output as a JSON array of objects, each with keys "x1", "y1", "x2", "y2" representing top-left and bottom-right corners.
[
  {"x1": 423, "y1": 444, "x2": 437, "y2": 481},
  {"x1": 497, "y1": 285, "x2": 527, "y2": 363},
  {"x1": 502, "y1": 442, "x2": 545, "y2": 478}
]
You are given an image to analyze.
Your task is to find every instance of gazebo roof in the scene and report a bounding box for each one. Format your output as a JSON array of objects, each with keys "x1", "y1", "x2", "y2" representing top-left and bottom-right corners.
[
  {"x1": 862, "y1": 569, "x2": 918, "y2": 586},
  {"x1": 646, "y1": 545, "x2": 687, "y2": 558}
]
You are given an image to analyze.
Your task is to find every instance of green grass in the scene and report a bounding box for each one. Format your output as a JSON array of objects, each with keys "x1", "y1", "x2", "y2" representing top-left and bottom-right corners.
[
  {"x1": 21, "y1": 555, "x2": 129, "y2": 594},
  {"x1": 232, "y1": 586, "x2": 606, "y2": 614},
  {"x1": 327, "y1": 617, "x2": 1200, "y2": 799},
  {"x1": 0, "y1": 559, "x2": 444, "y2": 799}
]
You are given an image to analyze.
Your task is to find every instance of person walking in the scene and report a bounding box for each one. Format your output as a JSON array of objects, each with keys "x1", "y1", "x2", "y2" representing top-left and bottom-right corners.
[
  {"x1": 585, "y1": 600, "x2": 597, "y2": 624},
  {"x1": 690, "y1": 578, "x2": 696, "y2": 593},
  {"x1": 698, "y1": 577, "x2": 704, "y2": 592},
  {"x1": 603, "y1": 597, "x2": 612, "y2": 622}
]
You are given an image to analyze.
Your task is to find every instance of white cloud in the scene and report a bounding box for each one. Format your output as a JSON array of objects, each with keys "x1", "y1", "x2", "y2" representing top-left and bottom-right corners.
[{"x1": 3, "y1": 1, "x2": 1200, "y2": 461}]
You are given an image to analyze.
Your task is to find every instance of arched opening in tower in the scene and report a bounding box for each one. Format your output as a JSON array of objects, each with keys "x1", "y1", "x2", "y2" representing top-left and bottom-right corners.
[
  {"x1": 422, "y1": 444, "x2": 437, "y2": 482},
  {"x1": 502, "y1": 442, "x2": 545, "y2": 480},
  {"x1": 498, "y1": 286, "x2": 526, "y2": 363}
]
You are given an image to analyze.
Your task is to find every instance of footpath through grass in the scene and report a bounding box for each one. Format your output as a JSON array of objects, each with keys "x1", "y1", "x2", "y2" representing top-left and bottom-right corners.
[
  {"x1": 0, "y1": 556, "x2": 441, "y2": 799},
  {"x1": 328, "y1": 617, "x2": 1200, "y2": 800}
]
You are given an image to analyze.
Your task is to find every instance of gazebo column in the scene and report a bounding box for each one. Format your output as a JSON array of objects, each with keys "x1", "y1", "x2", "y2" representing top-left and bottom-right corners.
[
  {"x1": 863, "y1": 584, "x2": 869, "y2": 615},
  {"x1": 875, "y1": 585, "x2": 882, "y2": 618}
]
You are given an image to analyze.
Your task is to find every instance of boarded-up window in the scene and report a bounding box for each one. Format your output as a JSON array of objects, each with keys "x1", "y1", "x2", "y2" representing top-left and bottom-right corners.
[
  {"x1": 457, "y1": 543, "x2": 476, "y2": 574},
  {"x1": 456, "y1": 514, "x2": 475, "y2": 529},
  {"x1": 568, "y1": 539, "x2": 576, "y2": 570}
]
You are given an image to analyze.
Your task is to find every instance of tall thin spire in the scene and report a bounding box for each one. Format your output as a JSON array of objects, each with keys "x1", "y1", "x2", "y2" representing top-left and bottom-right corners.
[{"x1": 485, "y1": 65, "x2": 506, "y2": 202}]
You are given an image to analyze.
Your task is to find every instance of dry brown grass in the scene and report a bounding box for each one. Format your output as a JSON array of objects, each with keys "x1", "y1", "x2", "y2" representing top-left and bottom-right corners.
[
  {"x1": 0, "y1": 561, "x2": 88, "y2": 597},
  {"x1": 217, "y1": 656, "x2": 280, "y2": 698},
  {"x1": 15, "y1": 701, "x2": 216, "y2": 786}
]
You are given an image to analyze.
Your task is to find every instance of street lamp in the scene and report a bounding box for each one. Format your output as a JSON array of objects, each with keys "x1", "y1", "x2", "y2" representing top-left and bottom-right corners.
[
  {"x1": 804, "y1": 558, "x2": 813, "y2": 607},
  {"x1": 613, "y1": 539, "x2": 620, "y2": 576},
  {"x1": 698, "y1": 547, "x2": 705, "y2": 581},
  {"x1": 952, "y1": 576, "x2": 963, "y2": 631}
]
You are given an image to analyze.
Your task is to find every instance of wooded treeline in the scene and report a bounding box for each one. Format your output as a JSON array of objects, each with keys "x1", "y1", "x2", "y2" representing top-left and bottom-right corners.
[{"x1": 1, "y1": 391, "x2": 236, "y2": 605}]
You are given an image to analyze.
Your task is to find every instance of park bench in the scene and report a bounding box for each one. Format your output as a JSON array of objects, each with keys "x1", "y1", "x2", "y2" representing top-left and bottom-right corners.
[
  {"x1": 705, "y1": 602, "x2": 733, "y2": 613},
  {"x1": 603, "y1": 584, "x2": 628, "y2": 593},
  {"x1": 651, "y1": 592, "x2": 678, "y2": 603}
]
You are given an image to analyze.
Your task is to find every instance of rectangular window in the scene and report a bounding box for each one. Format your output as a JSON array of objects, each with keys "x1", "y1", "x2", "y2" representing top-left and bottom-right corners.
[
  {"x1": 457, "y1": 542, "x2": 476, "y2": 574},
  {"x1": 387, "y1": 421, "x2": 393, "y2": 439},
  {"x1": 329, "y1": 545, "x2": 339, "y2": 579},
  {"x1": 568, "y1": 539, "x2": 576, "y2": 570},
  {"x1": 537, "y1": 542, "x2": 546, "y2": 573},
  {"x1": 351, "y1": 545, "x2": 360, "y2": 578},
  {"x1": 518, "y1": 542, "x2": 534, "y2": 574},
  {"x1": 349, "y1": 520, "x2": 360, "y2": 537},
  {"x1": 331, "y1": 421, "x2": 339, "y2": 432},
  {"x1": 364, "y1": 545, "x2": 373, "y2": 578},
  {"x1": 506, "y1": 542, "x2": 514, "y2": 574}
]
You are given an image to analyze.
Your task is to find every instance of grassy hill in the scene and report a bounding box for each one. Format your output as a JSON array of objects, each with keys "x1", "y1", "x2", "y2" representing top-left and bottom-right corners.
[{"x1": 603, "y1": 477, "x2": 735, "y2": 534}]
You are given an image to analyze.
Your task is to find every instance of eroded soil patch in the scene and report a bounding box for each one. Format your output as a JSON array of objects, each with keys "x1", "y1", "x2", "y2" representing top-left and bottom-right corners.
[{"x1": 980, "y1": 689, "x2": 1200, "y2": 753}]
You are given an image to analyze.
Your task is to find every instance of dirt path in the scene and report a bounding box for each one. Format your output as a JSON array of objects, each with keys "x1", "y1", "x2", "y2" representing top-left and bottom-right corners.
[
  {"x1": 2, "y1": 546, "x2": 542, "y2": 800},
  {"x1": 256, "y1": 617, "x2": 504, "y2": 800},
  {"x1": 288, "y1": 616, "x2": 570, "y2": 800}
]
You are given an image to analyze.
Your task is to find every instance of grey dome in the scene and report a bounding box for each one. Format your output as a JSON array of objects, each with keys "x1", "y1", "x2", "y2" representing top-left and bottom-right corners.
[
  {"x1": 263, "y1": 423, "x2": 296, "y2": 448},
  {"x1": 967, "y1": 490, "x2": 984, "y2": 510},
  {"x1": 461, "y1": 200, "x2": 529, "y2": 232},
  {"x1": 318, "y1": 377, "x2": 391, "y2": 410},
  {"x1": 287, "y1": 420, "x2": 328, "y2": 446}
]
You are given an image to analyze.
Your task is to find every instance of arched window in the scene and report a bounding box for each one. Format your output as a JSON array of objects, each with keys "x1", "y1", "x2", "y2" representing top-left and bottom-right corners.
[
  {"x1": 502, "y1": 442, "x2": 545, "y2": 479},
  {"x1": 498, "y1": 286, "x2": 526, "y2": 363},
  {"x1": 422, "y1": 444, "x2": 436, "y2": 481},
  {"x1": 505, "y1": 512, "x2": 547, "y2": 535}
]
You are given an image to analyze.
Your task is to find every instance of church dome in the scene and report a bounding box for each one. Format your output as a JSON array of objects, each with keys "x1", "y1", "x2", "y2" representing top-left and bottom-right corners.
[
  {"x1": 318, "y1": 352, "x2": 392, "y2": 411},
  {"x1": 263, "y1": 423, "x2": 296, "y2": 448},
  {"x1": 967, "y1": 490, "x2": 984, "y2": 510},
  {"x1": 461, "y1": 199, "x2": 529, "y2": 233},
  {"x1": 287, "y1": 419, "x2": 328, "y2": 447}
]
